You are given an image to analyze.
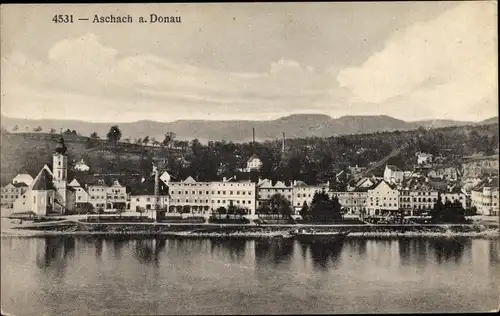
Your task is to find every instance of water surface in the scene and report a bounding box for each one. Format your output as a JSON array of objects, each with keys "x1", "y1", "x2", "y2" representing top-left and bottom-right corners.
[{"x1": 1, "y1": 236, "x2": 499, "y2": 315}]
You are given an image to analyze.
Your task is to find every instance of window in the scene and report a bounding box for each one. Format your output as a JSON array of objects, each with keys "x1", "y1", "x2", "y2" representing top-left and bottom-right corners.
[{"x1": 248, "y1": 200, "x2": 252, "y2": 204}]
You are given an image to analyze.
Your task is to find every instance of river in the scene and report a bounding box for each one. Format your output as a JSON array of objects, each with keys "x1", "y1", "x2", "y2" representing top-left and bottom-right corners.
[{"x1": 1, "y1": 236, "x2": 499, "y2": 315}]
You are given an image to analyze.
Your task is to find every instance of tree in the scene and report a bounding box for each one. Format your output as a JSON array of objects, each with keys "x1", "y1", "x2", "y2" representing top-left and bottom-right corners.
[
  {"x1": 12, "y1": 125, "x2": 19, "y2": 132},
  {"x1": 306, "y1": 190, "x2": 342, "y2": 223},
  {"x1": 49, "y1": 128, "x2": 57, "y2": 134},
  {"x1": 123, "y1": 138, "x2": 131, "y2": 143},
  {"x1": 115, "y1": 202, "x2": 126, "y2": 218},
  {"x1": 136, "y1": 206, "x2": 146, "y2": 218},
  {"x1": 33, "y1": 126, "x2": 42, "y2": 132},
  {"x1": 107, "y1": 125, "x2": 122, "y2": 145},
  {"x1": 163, "y1": 132, "x2": 176, "y2": 148},
  {"x1": 71, "y1": 130, "x2": 77, "y2": 135},
  {"x1": 90, "y1": 132, "x2": 100, "y2": 139},
  {"x1": 268, "y1": 193, "x2": 293, "y2": 221},
  {"x1": 299, "y1": 201, "x2": 309, "y2": 219},
  {"x1": 142, "y1": 136, "x2": 150, "y2": 146}
]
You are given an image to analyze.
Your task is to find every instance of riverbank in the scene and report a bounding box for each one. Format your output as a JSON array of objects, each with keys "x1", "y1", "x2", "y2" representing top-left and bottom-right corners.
[{"x1": 1, "y1": 220, "x2": 498, "y2": 239}]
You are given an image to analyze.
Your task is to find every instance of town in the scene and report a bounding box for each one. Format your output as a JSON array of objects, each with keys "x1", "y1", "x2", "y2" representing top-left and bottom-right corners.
[{"x1": 1, "y1": 126, "x2": 498, "y2": 225}]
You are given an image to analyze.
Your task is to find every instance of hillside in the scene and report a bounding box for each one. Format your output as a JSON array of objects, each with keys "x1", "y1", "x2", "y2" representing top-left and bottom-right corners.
[
  {"x1": 0, "y1": 114, "x2": 486, "y2": 143},
  {"x1": 1, "y1": 122, "x2": 498, "y2": 187}
]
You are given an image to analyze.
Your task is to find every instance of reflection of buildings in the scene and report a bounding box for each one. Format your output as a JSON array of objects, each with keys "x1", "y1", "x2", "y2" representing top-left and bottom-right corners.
[
  {"x1": 306, "y1": 241, "x2": 344, "y2": 270},
  {"x1": 133, "y1": 238, "x2": 167, "y2": 264},
  {"x1": 35, "y1": 236, "x2": 76, "y2": 278},
  {"x1": 429, "y1": 238, "x2": 467, "y2": 264},
  {"x1": 254, "y1": 239, "x2": 294, "y2": 268}
]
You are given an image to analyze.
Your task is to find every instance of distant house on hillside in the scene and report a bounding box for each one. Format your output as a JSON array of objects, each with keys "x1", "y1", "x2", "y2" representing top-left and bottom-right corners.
[
  {"x1": 73, "y1": 159, "x2": 90, "y2": 172},
  {"x1": 416, "y1": 152, "x2": 433, "y2": 165},
  {"x1": 246, "y1": 154, "x2": 262, "y2": 172}
]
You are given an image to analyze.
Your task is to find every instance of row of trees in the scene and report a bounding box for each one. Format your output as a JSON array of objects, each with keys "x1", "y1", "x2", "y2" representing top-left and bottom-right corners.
[{"x1": 430, "y1": 193, "x2": 467, "y2": 223}]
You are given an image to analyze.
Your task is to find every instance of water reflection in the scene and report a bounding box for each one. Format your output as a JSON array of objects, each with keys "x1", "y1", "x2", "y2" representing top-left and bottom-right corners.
[
  {"x1": 398, "y1": 238, "x2": 428, "y2": 265},
  {"x1": 133, "y1": 237, "x2": 166, "y2": 265},
  {"x1": 3, "y1": 236, "x2": 498, "y2": 315},
  {"x1": 255, "y1": 238, "x2": 294, "y2": 267},
  {"x1": 210, "y1": 239, "x2": 247, "y2": 262},
  {"x1": 303, "y1": 240, "x2": 345, "y2": 270},
  {"x1": 35, "y1": 236, "x2": 75, "y2": 278},
  {"x1": 429, "y1": 238, "x2": 468, "y2": 264}
]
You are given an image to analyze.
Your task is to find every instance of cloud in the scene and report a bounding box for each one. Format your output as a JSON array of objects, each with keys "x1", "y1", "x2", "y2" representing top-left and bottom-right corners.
[
  {"x1": 2, "y1": 33, "x2": 337, "y2": 122},
  {"x1": 337, "y1": 2, "x2": 497, "y2": 120}
]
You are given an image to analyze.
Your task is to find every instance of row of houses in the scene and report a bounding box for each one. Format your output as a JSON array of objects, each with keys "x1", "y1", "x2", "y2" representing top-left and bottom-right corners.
[{"x1": 1, "y1": 136, "x2": 498, "y2": 217}]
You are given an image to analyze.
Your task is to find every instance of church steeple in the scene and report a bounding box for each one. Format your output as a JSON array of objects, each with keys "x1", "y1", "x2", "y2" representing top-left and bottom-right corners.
[{"x1": 55, "y1": 135, "x2": 67, "y2": 155}]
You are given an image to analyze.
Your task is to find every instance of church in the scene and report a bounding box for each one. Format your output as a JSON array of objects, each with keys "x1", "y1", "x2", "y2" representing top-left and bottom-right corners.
[{"x1": 24, "y1": 135, "x2": 76, "y2": 215}]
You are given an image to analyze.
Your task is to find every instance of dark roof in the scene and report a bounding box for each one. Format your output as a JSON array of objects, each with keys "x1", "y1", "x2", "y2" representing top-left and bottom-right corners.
[
  {"x1": 386, "y1": 165, "x2": 402, "y2": 172},
  {"x1": 130, "y1": 177, "x2": 169, "y2": 196},
  {"x1": 32, "y1": 169, "x2": 54, "y2": 191}
]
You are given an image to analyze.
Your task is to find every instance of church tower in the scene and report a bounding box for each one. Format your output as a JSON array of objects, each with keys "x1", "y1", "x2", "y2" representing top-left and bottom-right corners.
[{"x1": 53, "y1": 135, "x2": 68, "y2": 212}]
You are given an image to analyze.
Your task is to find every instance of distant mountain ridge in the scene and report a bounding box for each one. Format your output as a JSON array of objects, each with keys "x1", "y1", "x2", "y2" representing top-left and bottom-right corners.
[{"x1": 1, "y1": 114, "x2": 496, "y2": 143}]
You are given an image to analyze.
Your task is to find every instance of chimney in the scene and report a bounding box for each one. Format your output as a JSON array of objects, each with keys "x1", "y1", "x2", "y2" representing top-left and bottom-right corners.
[
  {"x1": 252, "y1": 127, "x2": 255, "y2": 144},
  {"x1": 282, "y1": 132, "x2": 285, "y2": 153},
  {"x1": 223, "y1": 177, "x2": 227, "y2": 182}
]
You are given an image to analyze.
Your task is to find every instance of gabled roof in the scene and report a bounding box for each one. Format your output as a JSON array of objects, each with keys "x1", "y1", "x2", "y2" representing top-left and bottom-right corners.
[
  {"x1": 130, "y1": 177, "x2": 169, "y2": 196},
  {"x1": 293, "y1": 180, "x2": 308, "y2": 187},
  {"x1": 386, "y1": 165, "x2": 402, "y2": 172},
  {"x1": 183, "y1": 176, "x2": 196, "y2": 184},
  {"x1": 273, "y1": 181, "x2": 289, "y2": 189},
  {"x1": 247, "y1": 154, "x2": 260, "y2": 162},
  {"x1": 68, "y1": 179, "x2": 81, "y2": 187},
  {"x1": 111, "y1": 180, "x2": 123, "y2": 187},
  {"x1": 32, "y1": 169, "x2": 54, "y2": 191}
]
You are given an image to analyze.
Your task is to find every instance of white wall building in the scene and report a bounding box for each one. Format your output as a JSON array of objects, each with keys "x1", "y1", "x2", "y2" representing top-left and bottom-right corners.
[
  {"x1": 12, "y1": 173, "x2": 34, "y2": 186},
  {"x1": 256, "y1": 179, "x2": 293, "y2": 209},
  {"x1": 366, "y1": 180, "x2": 400, "y2": 216},
  {"x1": 210, "y1": 177, "x2": 256, "y2": 215},
  {"x1": 73, "y1": 159, "x2": 90, "y2": 172},
  {"x1": 470, "y1": 179, "x2": 499, "y2": 216},
  {"x1": 291, "y1": 180, "x2": 329, "y2": 213},
  {"x1": 246, "y1": 155, "x2": 263, "y2": 171},
  {"x1": 383, "y1": 165, "x2": 404, "y2": 184}
]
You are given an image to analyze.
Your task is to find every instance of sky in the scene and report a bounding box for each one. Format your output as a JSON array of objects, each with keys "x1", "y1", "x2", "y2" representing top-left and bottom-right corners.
[{"x1": 1, "y1": 2, "x2": 498, "y2": 123}]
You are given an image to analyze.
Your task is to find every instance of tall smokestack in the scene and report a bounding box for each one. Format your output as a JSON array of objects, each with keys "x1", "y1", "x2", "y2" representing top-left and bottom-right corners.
[
  {"x1": 282, "y1": 132, "x2": 285, "y2": 153},
  {"x1": 253, "y1": 127, "x2": 255, "y2": 145}
]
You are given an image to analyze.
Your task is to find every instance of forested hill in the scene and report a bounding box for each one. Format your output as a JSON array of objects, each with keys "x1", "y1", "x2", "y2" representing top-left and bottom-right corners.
[
  {"x1": 2, "y1": 114, "x2": 494, "y2": 143},
  {"x1": 1, "y1": 123, "x2": 498, "y2": 186}
]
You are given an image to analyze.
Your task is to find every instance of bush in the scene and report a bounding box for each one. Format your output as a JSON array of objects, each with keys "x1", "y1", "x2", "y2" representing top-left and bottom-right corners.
[{"x1": 159, "y1": 216, "x2": 206, "y2": 224}]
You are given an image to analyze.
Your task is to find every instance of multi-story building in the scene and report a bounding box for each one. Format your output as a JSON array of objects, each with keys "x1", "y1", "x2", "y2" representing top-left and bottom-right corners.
[
  {"x1": 256, "y1": 178, "x2": 293, "y2": 209},
  {"x1": 210, "y1": 177, "x2": 256, "y2": 215},
  {"x1": 291, "y1": 180, "x2": 329, "y2": 213},
  {"x1": 130, "y1": 177, "x2": 169, "y2": 219},
  {"x1": 399, "y1": 182, "x2": 438, "y2": 216},
  {"x1": 106, "y1": 180, "x2": 127, "y2": 209},
  {"x1": 168, "y1": 176, "x2": 257, "y2": 216},
  {"x1": 441, "y1": 187, "x2": 468, "y2": 209},
  {"x1": 168, "y1": 176, "x2": 212, "y2": 215},
  {"x1": 366, "y1": 180, "x2": 400, "y2": 216},
  {"x1": 1, "y1": 182, "x2": 29, "y2": 209},
  {"x1": 87, "y1": 179, "x2": 108, "y2": 211},
  {"x1": 470, "y1": 178, "x2": 499, "y2": 216},
  {"x1": 331, "y1": 190, "x2": 369, "y2": 216}
]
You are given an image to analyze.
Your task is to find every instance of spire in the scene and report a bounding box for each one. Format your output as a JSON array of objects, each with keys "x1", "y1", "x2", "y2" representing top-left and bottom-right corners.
[{"x1": 55, "y1": 134, "x2": 67, "y2": 155}]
